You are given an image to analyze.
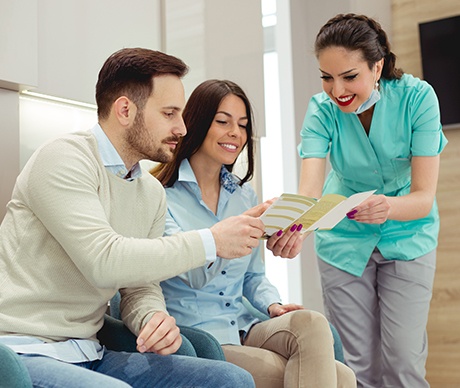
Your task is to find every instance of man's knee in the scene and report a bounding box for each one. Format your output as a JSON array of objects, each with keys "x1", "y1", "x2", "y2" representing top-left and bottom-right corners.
[{"x1": 219, "y1": 362, "x2": 255, "y2": 387}]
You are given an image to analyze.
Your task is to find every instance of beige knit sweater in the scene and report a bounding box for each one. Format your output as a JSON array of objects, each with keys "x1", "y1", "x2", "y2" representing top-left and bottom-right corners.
[{"x1": 0, "y1": 131, "x2": 205, "y2": 342}]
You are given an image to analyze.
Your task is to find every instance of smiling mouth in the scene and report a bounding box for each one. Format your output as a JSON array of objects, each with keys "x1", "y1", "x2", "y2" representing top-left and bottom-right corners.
[
  {"x1": 219, "y1": 143, "x2": 238, "y2": 151},
  {"x1": 336, "y1": 95, "x2": 355, "y2": 107}
]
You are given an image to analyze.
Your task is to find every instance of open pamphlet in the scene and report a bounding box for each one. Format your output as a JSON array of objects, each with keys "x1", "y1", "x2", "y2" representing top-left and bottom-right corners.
[{"x1": 259, "y1": 190, "x2": 376, "y2": 238}]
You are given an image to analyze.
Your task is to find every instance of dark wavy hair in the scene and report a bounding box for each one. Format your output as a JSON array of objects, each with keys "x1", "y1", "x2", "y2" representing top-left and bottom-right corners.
[
  {"x1": 152, "y1": 79, "x2": 255, "y2": 187},
  {"x1": 96, "y1": 47, "x2": 188, "y2": 120},
  {"x1": 315, "y1": 13, "x2": 403, "y2": 80}
]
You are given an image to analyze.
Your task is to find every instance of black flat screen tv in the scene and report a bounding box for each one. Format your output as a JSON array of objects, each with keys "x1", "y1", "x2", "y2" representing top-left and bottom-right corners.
[{"x1": 419, "y1": 15, "x2": 460, "y2": 127}]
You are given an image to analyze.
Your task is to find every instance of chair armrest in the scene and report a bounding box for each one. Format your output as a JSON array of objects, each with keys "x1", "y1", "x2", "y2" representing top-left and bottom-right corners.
[
  {"x1": 242, "y1": 297, "x2": 270, "y2": 321},
  {"x1": 0, "y1": 343, "x2": 33, "y2": 388},
  {"x1": 97, "y1": 314, "x2": 198, "y2": 357},
  {"x1": 178, "y1": 326, "x2": 225, "y2": 361},
  {"x1": 106, "y1": 292, "x2": 223, "y2": 359},
  {"x1": 329, "y1": 323, "x2": 345, "y2": 363},
  {"x1": 97, "y1": 314, "x2": 138, "y2": 352}
]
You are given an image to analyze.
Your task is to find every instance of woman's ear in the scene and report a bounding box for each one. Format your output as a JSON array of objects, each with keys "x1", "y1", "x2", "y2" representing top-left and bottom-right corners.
[
  {"x1": 113, "y1": 96, "x2": 137, "y2": 126},
  {"x1": 375, "y1": 58, "x2": 385, "y2": 81}
]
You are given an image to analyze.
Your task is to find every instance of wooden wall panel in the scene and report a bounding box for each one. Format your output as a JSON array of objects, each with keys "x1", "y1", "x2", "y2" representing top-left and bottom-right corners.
[
  {"x1": 427, "y1": 128, "x2": 460, "y2": 387},
  {"x1": 392, "y1": 1, "x2": 460, "y2": 386},
  {"x1": 392, "y1": 0, "x2": 460, "y2": 78}
]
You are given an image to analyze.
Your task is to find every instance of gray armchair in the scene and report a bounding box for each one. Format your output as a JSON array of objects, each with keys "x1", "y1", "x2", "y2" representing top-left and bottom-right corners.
[{"x1": 102, "y1": 292, "x2": 225, "y2": 360}]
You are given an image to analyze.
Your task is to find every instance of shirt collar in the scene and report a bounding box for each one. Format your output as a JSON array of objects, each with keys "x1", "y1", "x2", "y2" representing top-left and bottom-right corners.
[
  {"x1": 178, "y1": 159, "x2": 239, "y2": 194},
  {"x1": 91, "y1": 124, "x2": 142, "y2": 180}
]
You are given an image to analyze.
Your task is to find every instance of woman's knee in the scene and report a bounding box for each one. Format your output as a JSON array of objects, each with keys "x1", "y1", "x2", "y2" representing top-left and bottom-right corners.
[
  {"x1": 336, "y1": 360, "x2": 357, "y2": 388},
  {"x1": 287, "y1": 310, "x2": 332, "y2": 339}
]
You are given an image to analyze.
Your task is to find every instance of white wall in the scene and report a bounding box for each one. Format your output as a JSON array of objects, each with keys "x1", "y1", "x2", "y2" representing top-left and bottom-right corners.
[
  {"x1": 0, "y1": 0, "x2": 38, "y2": 91},
  {"x1": 0, "y1": 0, "x2": 164, "y2": 218},
  {"x1": 36, "y1": 0, "x2": 162, "y2": 104},
  {"x1": 164, "y1": 0, "x2": 266, "y2": 196},
  {"x1": 0, "y1": 90, "x2": 20, "y2": 219}
]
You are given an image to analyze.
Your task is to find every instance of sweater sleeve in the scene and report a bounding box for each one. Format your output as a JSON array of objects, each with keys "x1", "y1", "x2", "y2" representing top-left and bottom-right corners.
[
  {"x1": 24, "y1": 136, "x2": 206, "y2": 289},
  {"x1": 118, "y1": 285, "x2": 167, "y2": 335}
]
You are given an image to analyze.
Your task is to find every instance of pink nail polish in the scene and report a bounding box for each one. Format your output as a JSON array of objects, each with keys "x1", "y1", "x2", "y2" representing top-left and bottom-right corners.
[
  {"x1": 276, "y1": 230, "x2": 283, "y2": 237},
  {"x1": 297, "y1": 224, "x2": 303, "y2": 231},
  {"x1": 290, "y1": 224, "x2": 297, "y2": 232}
]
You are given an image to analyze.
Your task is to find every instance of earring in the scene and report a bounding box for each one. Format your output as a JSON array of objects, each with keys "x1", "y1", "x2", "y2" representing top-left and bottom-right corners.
[{"x1": 375, "y1": 81, "x2": 379, "y2": 89}]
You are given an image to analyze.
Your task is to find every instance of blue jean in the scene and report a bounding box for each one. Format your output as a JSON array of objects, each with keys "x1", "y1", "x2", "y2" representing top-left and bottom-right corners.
[{"x1": 20, "y1": 349, "x2": 255, "y2": 387}]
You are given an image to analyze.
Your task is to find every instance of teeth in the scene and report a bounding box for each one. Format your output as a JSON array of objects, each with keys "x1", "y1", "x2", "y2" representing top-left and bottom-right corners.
[
  {"x1": 220, "y1": 143, "x2": 237, "y2": 150},
  {"x1": 337, "y1": 95, "x2": 353, "y2": 102}
]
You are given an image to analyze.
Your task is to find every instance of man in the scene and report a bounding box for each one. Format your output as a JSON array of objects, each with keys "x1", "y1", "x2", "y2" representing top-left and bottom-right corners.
[{"x1": 0, "y1": 47, "x2": 263, "y2": 387}]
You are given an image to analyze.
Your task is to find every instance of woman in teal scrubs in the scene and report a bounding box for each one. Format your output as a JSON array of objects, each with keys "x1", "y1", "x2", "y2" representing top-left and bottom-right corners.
[{"x1": 298, "y1": 14, "x2": 447, "y2": 388}]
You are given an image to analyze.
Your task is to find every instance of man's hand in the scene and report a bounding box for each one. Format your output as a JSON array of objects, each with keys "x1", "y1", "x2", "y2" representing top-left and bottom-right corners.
[
  {"x1": 268, "y1": 303, "x2": 305, "y2": 318},
  {"x1": 136, "y1": 311, "x2": 182, "y2": 355},
  {"x1": 210, "y1": 215, "x2": 265, "y2": 259},
  {"x1": 266, "y1": 224, "x2": 310, "y2": 258},
  {"x1": 243, "y1": 198, "x2": 276, "y2": 218}
]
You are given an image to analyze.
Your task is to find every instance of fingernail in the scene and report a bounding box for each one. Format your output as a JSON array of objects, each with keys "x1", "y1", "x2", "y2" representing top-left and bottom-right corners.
[
  {"x1": 276, "y1": 230, "x2": 283, "y2": 237},
  {"x1": 346, "y1": 210, "x2": 357, "y2": 219},
  {"x1": 290, "y1": 224, "x2": 297, "y2": 232},
  {"x1": 297, "y1": 224, "x2": 303, "y2": 231}
]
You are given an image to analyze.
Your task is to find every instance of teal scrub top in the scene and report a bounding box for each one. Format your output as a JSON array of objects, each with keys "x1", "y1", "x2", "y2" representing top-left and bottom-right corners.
[{"x1": 298, "y1": 74, "x2": 448, "y2": 277}]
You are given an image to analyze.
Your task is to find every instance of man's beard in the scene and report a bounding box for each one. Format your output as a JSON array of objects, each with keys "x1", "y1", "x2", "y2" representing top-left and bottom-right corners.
[{"x1": 126, "y1": 113, "x2": 178, "y2": 163}]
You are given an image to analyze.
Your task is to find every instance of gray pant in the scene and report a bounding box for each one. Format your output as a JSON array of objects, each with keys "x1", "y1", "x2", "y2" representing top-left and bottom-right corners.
[{"x1": 319, "y1": 248, "x2": 436, "y2": 388}]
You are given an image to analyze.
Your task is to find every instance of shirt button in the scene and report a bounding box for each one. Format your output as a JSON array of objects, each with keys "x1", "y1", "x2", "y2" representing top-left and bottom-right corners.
[
  {"x1": 373, "y1": 170, "x2": 379, "y2": 174},
  {"x1": 221, "y1": 270, "x2": 226, "y2": 275},
  {"x1": 219, "y1": 292, "x2": 224, "y2": 296},
  {"x1": 225, "y1": 303, "x2": 230, "y2": 307},
  {"x1": 230, "y1": 320, "x2": 235, "y2": 325}
]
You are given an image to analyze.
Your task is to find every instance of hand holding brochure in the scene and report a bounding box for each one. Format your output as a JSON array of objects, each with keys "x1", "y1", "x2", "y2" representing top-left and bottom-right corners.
[{"x1": 259, "y1": 190, "x2": 376, "y2": 238}]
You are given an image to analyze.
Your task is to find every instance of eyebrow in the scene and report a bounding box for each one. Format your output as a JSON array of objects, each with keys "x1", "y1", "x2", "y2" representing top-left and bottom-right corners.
[
  {"x1": 319, "y1": 68, "x2": 358, "y2": 76},
  {"x1": 216, "y1": 111, "x2": 248, "y2": 120},
  {"x1": 163, "y1": 106, "x2": 182, "y2": 112}
]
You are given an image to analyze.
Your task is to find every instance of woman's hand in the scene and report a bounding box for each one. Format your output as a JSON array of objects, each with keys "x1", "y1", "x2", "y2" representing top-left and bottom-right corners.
[
  {"x1": 266, "y1": 224, "x2": 310, "y2": 258},
  {"x1": 268, "y1": 303, "x2": 305, "y2": 318},
  {"x1": 346, "y1": 194, "x2": 391, "y2": 224}
]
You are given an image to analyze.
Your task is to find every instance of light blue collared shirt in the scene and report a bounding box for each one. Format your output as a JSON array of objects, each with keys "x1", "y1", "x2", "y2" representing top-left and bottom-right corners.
[
  {"x1": 91, "y1": 123, "x2": 142, "y2": 180},
  {"x1": 0, "y1": 336, "x2": 103, "y2": 363},
  {"x1": 161, "y1": 159, "x2": 281, "y2": 345}
]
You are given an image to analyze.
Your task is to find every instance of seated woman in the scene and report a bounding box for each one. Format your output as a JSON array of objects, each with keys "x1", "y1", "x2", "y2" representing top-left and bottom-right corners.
[{"x1": 152, "y1": 79, "x2": 356, "y2": 388}]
